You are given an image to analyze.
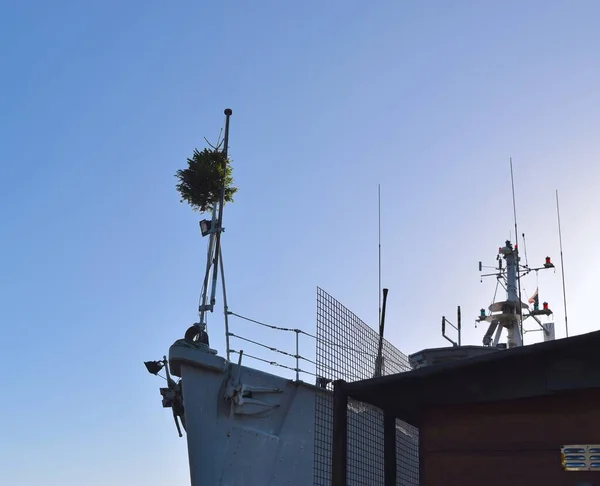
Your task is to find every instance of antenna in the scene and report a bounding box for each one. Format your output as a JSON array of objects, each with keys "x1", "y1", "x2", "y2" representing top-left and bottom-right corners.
[
  {"x1": 374, "y1": 187, "x2": 387, "y2": 379},
  {"x1": 556, "y1": 190, "x2": 569, "y2": 337},
  {"x1": 478, "y1": 177, "x2": 557, "y2": 348},
  {"x1": 378, "y1": 184, "x2": 382, "y2": 328},
  {"x1": 510, "y1": 158, "x2": 525, "y2": 342}
]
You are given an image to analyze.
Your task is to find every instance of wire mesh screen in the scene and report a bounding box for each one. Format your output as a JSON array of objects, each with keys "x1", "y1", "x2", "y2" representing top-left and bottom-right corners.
[{"x1": 313, "y1": 287, "x2": 419, "y2": 485}]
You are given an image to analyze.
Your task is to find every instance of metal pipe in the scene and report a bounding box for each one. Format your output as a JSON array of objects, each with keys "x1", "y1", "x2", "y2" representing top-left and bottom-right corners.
[
  {"x1": 374, "y1": 288, "x2": 389, "y2": 377},
  {"x1": 457, "y1": 305, "x2": 462, "y2": 346},
  {"x1": 219, "y1": 246, "x2": 231, "y2": 361},
  {"x1": 441, "y1": 316, "x2": 457, "y2": 347},
  {"x1": 236, "y1": 350, "x2": 243, "y2": 384}
]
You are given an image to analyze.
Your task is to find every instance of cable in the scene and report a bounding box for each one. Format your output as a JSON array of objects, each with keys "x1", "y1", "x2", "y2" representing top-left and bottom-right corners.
[{"x1": 228, "y1": 312, "x2": 316, "y2": 338}]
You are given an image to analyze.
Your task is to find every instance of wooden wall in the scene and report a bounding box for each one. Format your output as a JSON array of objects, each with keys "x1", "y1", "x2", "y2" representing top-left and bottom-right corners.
[{"x1": 419, "y1": 388, "x2": 600, "y2": 486}]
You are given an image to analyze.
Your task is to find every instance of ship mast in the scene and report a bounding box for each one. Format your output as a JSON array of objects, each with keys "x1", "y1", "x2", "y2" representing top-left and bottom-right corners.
[
  {"x1": 478, "y1": 239, "x2": 556, "y2": 348},
  {"x1": 185, "y1": 108, "x2": 233, "y2": 359},
  {"x1": 475, "y1": 161, "x2": 557, "y2": 349},
  {"x1": 488, "y1": 241, "x2": 524, "y2": 348}
]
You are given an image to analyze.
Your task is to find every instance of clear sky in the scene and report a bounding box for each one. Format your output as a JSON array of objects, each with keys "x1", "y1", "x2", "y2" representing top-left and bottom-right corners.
[{"x1": 3, "y1": 1, "x2": 600, "y2": 484}]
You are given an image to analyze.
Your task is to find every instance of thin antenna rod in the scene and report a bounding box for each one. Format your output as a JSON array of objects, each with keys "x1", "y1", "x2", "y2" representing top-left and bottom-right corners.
[
  {"x1": 378, "y1": 184, "x2": 382, "y2": 327},
  {"x1": 556, "y1": 190, "x2": 569, "y2": 337},
  {"x1": 510, "y1": 158, "x2": 524, "y2": 343},
  {"x1": 510, "y1": 158, "x2": 519, "y2": 250}
]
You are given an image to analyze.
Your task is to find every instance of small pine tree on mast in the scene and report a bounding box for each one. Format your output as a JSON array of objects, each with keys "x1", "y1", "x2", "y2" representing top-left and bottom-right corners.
[{"x1": 175, "y1": 109, "x2": 236, "y2": 356}]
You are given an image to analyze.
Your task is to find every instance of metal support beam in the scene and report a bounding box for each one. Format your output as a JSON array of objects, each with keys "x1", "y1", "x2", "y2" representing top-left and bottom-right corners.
[
  {"x1": 332, "y1": 380, "x2": 348, "y2": 486},
  {"x1": 384, "y1": 410, "x2": 397, "y2": 486}
]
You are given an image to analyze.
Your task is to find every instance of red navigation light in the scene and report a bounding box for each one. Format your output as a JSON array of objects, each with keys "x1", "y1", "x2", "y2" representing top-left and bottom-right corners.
[
  {"x1": 543, "y1": 302, "x2": 549, "y2": 310},
  {"x1": 545, "y1": 256, "x2": 551, "y2": 265}
]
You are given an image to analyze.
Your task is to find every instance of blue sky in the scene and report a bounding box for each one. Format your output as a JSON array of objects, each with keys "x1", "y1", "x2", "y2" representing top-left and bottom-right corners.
[{"x1": 3, "y1": 1, "x2": 600, "y2": 484}]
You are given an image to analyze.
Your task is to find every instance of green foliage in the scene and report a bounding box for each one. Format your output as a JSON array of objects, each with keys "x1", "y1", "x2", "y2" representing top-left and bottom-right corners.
[{"x1": 175, "y1": 148, "x2": 238, "y2": 213}]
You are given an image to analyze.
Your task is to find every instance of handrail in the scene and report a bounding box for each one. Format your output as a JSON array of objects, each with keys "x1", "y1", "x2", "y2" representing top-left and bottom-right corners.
[
  {"x1": 225, "y1": 311, "x2": 409, "y2": 383},
  {"x1": 441, "y1": 306, "x2": 462, "y2": 347},
  {"x1": 226, "y1": 311, "x2": 315, "y2": 382}
]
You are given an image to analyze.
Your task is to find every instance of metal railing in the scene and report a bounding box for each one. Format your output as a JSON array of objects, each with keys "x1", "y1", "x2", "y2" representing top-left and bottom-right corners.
[
  {"x1": 226, "y1": 311, "x2": 318, "y2": 382},
  {"x1": 224, "y1": 303, "x2": 412, "y2": 385}
]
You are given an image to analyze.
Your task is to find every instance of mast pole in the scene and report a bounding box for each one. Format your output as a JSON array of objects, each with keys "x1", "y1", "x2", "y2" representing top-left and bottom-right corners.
[{"x1": 208, "y1": 109, "x2": 232, "y2": 310}]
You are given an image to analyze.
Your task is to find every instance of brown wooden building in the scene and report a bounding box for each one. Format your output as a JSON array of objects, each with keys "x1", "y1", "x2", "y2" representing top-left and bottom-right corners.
[{"x1": 332, "y1": 330, "x2": 600, "y2": 486}]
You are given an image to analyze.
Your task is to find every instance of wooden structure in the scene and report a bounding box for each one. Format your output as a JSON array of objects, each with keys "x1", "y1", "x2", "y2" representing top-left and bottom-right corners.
[{"x1": 332, "y1": 330, "x2": 600, "y2": 486}]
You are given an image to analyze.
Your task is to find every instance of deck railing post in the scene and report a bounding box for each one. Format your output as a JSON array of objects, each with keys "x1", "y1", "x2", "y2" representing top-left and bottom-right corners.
[{"x1": 295, "y1": 329, "x2": 300, "y2": 381}]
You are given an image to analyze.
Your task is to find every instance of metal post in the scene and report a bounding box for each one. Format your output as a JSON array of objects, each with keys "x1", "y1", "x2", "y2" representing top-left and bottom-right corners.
[
  {"x1": 332, "y1": 380, "x2": 348, "y2": 486},
  {"x1": 457, "y1": 305, "x2": 462, "y2": 346},
  {"x1": 295, "y1": 330, "x2": 300, "y2": 381},
  {"x1": 384, "y1": 410, "x2": 397, "y2": 486},
  {"x1": 219, "y1": 246, "x2": 231, "y2": 361}
]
